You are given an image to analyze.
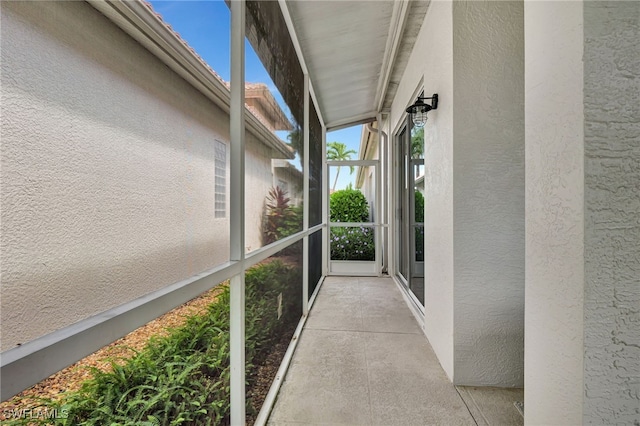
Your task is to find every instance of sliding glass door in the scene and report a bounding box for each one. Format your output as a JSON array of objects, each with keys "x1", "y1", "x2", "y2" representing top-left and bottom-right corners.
[{"x1": 396, "y1": 121, "x2": 425, "y2": 305}]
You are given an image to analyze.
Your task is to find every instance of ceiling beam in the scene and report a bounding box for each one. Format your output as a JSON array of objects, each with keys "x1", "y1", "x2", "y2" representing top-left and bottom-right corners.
[
  {"x1": 326, "y1": 112, "x2": 378, "y2": 132},
  {"x1": 374, "y1": 0, "x2": 411, "y2": 113},
  {"x1": 279, "y1": 0, "x2": 325, "y2": 128}
]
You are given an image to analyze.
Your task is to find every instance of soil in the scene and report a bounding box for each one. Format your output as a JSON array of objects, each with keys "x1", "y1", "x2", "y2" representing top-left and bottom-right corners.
[
  {"x1": 246, "y1": 328, "x2": 295, "y2": 425},
  {"x1": 0, "y1": 284, "x2": 294, "y2": 425}
]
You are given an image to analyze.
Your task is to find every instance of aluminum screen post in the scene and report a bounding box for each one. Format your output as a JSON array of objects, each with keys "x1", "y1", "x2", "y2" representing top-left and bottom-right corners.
[{"x1": 230, "y1": 0, "x2": 246, "y2": 423}]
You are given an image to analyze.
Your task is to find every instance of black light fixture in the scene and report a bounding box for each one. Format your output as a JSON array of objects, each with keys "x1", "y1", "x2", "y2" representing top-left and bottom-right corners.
[{"x1": 406, "y1": 94, "x2": 438, "y2": 127}]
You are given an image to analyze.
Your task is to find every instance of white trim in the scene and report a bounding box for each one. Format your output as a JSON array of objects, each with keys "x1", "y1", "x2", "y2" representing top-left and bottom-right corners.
[
  {"x1": 328, "y1": 223, "x2": 383, "y2": 228},
  {"x1": 303, "y1": 74, "x2": 310, "y2": 314},
  {"x1": 308, "y1": 223, "x2": 324, "y2": 235},
  {"x1": 329, "y1": 261, "x2": 377, "y2": 276},
  {"x1": 229, "y1": 275, "x2": 246, "y2": 425},
  {"x1": 277, "y1": 0, "x2": 325, "y2": 128},
  {"x1": 0, "y1": 261, "x2": 241, "y2": 401},
  {"x1": 327, "y1": 160, "x2": 379, "y2": 167},
  {"x1": 375, "y1": 114, "x2": 383, "y2": 276},
  {"x1": 0, "y1": 232, "x2": 323, "y2": 401},
  {"x1": 246, "y1": 232, "x2": 304, "y2": 264},
  {"x1": 308, "y1": 82, "x2": 324, "y2": 129},
  {"x1": 326, "y1": 113, "x2": 379, "y2": 132},
  {"x1": 374, "y1": 0, "x2": 410, "y2": 112},
  {"x1": 229, "y1": 0, "x2": 246, "y2": 423},
  {"x1": 391, "y1": 274, "x2": 425, "y2": 328},
  {"x1": 277, "y1": 0, "x2": 308, "y2": 76},
  {"x1": 322, "y1": 126, "x2": 329, "y2": 277},
  {"x1": 253, "y1": 275, "x2": 325, "y2": 426}
]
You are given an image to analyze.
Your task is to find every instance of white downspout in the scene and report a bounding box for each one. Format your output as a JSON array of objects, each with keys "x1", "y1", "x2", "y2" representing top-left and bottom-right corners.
[{"x1": 365, "y1": 120, "x2": 388, "y2": 275}]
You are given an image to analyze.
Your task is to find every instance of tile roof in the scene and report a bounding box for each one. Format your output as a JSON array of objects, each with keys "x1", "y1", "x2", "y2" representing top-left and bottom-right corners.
[
  {"x1": 141, "y1": 1, "x2": 228, "y2": 86},
  {"x1": 138, "y1": 1, "x2": 294, "y2": 157}
]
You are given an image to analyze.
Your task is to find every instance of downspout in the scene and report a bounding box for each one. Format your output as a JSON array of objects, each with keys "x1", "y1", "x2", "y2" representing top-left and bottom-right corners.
[{"x1": 365, "y1": 122, "x2": 379, "y2": 137}]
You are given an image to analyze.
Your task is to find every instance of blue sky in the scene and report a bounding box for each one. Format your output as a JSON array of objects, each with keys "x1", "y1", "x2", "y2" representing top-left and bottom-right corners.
[{"x1": 148, "y1": 0, "x2": 363, "y2": 189}]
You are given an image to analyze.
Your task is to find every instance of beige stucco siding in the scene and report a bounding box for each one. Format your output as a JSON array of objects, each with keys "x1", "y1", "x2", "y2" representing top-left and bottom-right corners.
[
  {"x1": 1, "y1": 1, "x2": 232, "y2": 351},
  {"x1": 244, "y1": 138, "x2": 276, "y2": 253},
  {"x1": 389, "y1": 0, "x2": 525, "y2": 387}
]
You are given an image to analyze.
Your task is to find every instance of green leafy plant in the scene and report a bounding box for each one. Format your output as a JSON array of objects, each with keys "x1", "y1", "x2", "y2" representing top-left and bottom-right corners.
[
  {"x1": 329, "y1": 188, "x2": 369, "y2": 223},
  {"x1": 8, "y1": 259, "x2": 302, "y2": 426},
  {"x1": 262, "y1": 186, "x2": 302, "y2": 245},
  {"x1": 329, "y1": 188, "x2": 374, "y2": 260},
  {"x1": 330, "y1": 226, "x2": 374, "y2": 261}
]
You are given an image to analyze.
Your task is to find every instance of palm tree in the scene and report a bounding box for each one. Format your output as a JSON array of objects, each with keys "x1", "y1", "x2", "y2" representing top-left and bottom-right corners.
[{"x1": 327, "y1": 141, "x2": 356, "y2": 191}]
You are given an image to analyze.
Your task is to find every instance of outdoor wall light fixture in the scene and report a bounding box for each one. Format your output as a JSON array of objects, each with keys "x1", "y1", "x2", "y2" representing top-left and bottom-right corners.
[{"x1": 406, "y1": 94, "x2": 438, "y2": 127}]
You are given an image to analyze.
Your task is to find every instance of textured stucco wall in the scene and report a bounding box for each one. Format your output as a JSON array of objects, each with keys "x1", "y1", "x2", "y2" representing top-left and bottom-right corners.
[
  {"x1": 524, "y1": 1, "x2": 585, "y2": 424},
  {"x1": 452, "y1": 0, "x2": 524, "y2": 387},
  {"x1": 245, "y1": 140, "x2": 278, "y2": 253},
  {"x1": 583, "y1": 2, "x2": 640, "y2": 423},
  {"x1": 390, "y1": 0, "x2": 455, "y2": 380},
  {"x1": 391, "y1": 0, "x2": 525, "y2": 385},
  {"x1": 0, "y1": 1, "x2": 235, "y2": 351}
]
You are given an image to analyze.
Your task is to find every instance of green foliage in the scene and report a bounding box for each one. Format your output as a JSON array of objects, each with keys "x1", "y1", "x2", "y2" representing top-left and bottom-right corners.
[
  {"x1": 414, "y1": 191, "x2": 424, "y2": 222},
  {"x1": 329, "y1": 188, "x2": 369, "y2": 223},
  {"x1": 326, "y1": 141, "x2": 356, "y2": 162},
  {"x1": 414, "y1": 191, "x2": 424, "y2": 262},
  {"x1": 411, "y1": 127, "x2": 424, "y2": 159},
  {"x1": 10, "y1": 260, "x2": 302, "y2": 426},
  {"x1": 330, "y1": 226, "x2": 374, "y2": 261},
  {"x1": 326, "y1": 141, "x2": 356, "y2": 191},
  {"x1": 329, "y1": 189, "x2": 373, "y2": 261},
  {"x1": 262, "y1": 186, "x2": 302, "y2": 245}
]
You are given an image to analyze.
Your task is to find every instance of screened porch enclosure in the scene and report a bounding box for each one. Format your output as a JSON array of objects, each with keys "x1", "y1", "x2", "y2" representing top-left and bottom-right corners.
[
  {"x1": 0, "y1": 0, "x2": 397, "y2": 421},
  {"x1": 2, "y1": 0, "x2": 634, "y2": 425}
]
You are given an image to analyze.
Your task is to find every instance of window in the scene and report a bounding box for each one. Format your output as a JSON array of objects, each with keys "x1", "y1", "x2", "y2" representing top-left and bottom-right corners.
[{"x1": 215, "y1": 140, "x2": 226, "y2": 218}]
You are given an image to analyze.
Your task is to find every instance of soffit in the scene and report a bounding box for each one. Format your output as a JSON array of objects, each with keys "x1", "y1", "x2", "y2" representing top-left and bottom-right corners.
[{"x1": 285, "y1": 0, "x2": 429, "y2": 130}]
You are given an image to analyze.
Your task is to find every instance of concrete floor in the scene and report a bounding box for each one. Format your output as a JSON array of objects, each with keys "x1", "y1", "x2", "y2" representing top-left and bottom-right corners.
[{"x1": 267, "y1": 276, "x2": 524, "y2": 426}]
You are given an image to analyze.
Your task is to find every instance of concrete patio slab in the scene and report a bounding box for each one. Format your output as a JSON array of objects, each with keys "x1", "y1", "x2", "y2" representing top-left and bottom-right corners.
[
  {"x1": 456, "y1": 386, "x2": 524, "y2": 426},
  {"x1": 268, "y1": 276, "x2": 477, "y2": 426}
]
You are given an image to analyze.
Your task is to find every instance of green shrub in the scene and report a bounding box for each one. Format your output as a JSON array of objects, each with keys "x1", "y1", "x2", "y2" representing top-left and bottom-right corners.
[
  {"x1": 415, "y1": 191, "x2": 424, "y2": 262},
  {"x1": 330, "y1": 226, "x2": 374, "y2": 261},
  {"x1": 329, "y1": 188, "x2": 373, "y2": 261},
  {"x1": 262, "y1": 186, "x2": 302, "y2": 245},
  {"x1": 329, "y1": 188, "x2": 369, "y2": 223},
  {"x1": 414, "y1": 191, "x2": 424, "y2": 222},
  {"x1": 10, "y1": 260, "x2": 302, "y2": 426}
]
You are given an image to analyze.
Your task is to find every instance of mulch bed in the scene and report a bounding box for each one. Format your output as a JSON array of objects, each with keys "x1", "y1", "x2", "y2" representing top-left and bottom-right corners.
[
  {"x1": 246, "y1": 327, "x2": 295, "y2": 424},
  {"x1": 0, "y1": 284, "x2": 295, "y2": 425}
]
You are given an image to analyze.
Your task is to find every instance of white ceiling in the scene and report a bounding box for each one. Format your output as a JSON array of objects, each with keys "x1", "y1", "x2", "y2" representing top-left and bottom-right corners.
[{"x1": 285, "y1": 0, "x2": 429, "y2": 130}]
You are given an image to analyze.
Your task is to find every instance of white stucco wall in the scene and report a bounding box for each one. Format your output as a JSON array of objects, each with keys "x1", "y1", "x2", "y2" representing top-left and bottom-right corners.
[
  {"x1": 451, "y1": 0, "x2": 525, "y2": 387},
  {"x1": 391, "y1": 0, "x2": 524, "y2": 386},
  {"x1": 245, "y1": 140, "x2": 282, "y2": 253},
  {"x1": 0, "y1": 1, "x2": 234, "y2": 351},
  {"x1": 583, "y1": 2, "x2": 640, "y2": 423},
  {"x1": 390, "y1": 0, "x2": 455, "y2": 380},
  {"x1": 524, "y1": 2, "x2": 585, "y2": 424}
]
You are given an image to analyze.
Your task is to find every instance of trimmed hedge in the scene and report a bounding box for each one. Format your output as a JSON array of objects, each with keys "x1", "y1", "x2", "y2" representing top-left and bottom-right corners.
[
  {"x1": 329, "y1": 188, "x2": 374, "y2": 261},
  {"x1": 329, "y1": 188, "x2": 369, "y2": 223}
]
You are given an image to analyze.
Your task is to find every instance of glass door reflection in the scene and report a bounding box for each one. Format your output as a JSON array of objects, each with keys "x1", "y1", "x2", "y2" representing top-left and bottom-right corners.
[{"x1": 396, "y1": 123, "x2": 425, "y2": 305}]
